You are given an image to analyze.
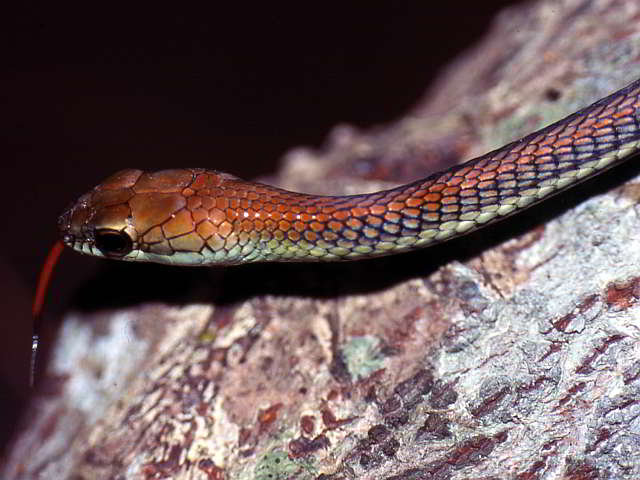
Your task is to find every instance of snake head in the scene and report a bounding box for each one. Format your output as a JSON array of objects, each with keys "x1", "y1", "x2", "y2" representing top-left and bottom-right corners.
[{"x1": 58, "y1": 168, "x2": 215, "y2": 265}]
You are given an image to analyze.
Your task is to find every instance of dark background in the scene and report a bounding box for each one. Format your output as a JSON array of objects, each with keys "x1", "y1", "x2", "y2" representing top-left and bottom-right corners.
[{"x1": 2, "y1": 2, "x2": 525, "y2": 453}]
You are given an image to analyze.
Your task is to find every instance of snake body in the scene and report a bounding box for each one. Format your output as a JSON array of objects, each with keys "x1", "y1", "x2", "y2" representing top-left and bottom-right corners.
[{"x1": 59, "y1": 79, "x2": 640, "y2": 266}]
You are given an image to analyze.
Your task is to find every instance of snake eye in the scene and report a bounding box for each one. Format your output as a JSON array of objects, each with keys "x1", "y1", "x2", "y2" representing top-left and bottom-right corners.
[{"x1": 94, "y1": 229, "x2": 133, "y2": 257}]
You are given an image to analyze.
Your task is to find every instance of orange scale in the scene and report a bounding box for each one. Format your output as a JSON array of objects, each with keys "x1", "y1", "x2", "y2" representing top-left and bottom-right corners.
[
  {"x1": 462, "y1": 168, "x2": 481, "y2": 180},
  {"x1": 277, "y1": 203, "x2": 289, "y2": 213},
  {"x1": 405, "y1": 197, "x2": 423, "y2": 208},
  {"x1": 346, "y1": 217, "x2": 363, "y2": 229},
  {"x1": 240, "y1": 198, "x2": 250, "y2": 209},
  {"x1": 613, "y1": 106, "x2": 635, "y2": 119},
  {"x1": 460, "y1": 179, "x2": 479, "y2": 190},
  {"x1": 423, "y1": 192, "x2": 442, "y2": 202},
  {"x1": 264, "y1": 219, "x2": 277, "y2": 231},
  {"x1": 441, "y1": 196, "x2": 458, "y2": 205},
  {"x1": 496, "y1": 162, "x2": 516, "y2": 173},
  {"x1": 402, "y1": 218, "x2": 419, "y2": 229},
  {"x1": 305, "y1": 205, "x2": 319, "y2": 214},
  {"x1": 182, "y1": 187, "x2": 195, "y2": 197},
  {"x1": 225, "y1": 208, "x2": 239, "y2": 220},
  {"x1": 316, "y1": 213, "x2": 331, "y2": 223},
  {"x1": 423, "y1": 212, "x2": 441, "y2": 222},
  {"x1": 574, "y1": 136, "x2": 595, "y2": 146},
  {"x1": 192, "y1": 208, "x2": 209, "y2": 224},
  {"x1": 322, "y1": 231, "x2": 338, "y2": 242},
  {"x1": 229, "y1": 198, "x2": 239, "y2": 209},
  {"x1": 332, "y1": 210, "x2": 350, "y2": 221},
  {"x1": 384, "y1": 211, "x2": 401, "y2": 223},
  {"x1": 369, "y1": 204, "x2": 386, "y2": 216},
  {"x1": 187, "y1": 196, "x2": 203, "y2": 210},
  {"x1": 447, "y1": 176, "x2": 464, "y2": 186},
  {"x1": 262, "y1": 203, "x2": 274, "y2": 212},
  {"x1": 350, "y1": 206, "x2": 368, "y2": 217},
  {"x1": 142, "y1": 226, "x2": 165, "y2": 244},
  {"x1": 327, "y1": 220, "x2": 343, "y2": 232},
  {"x1": 425, "y1": 202, "x2": 441, "y2": 212},
  {"x1": 533, "y1": 146, "x2": 554, "y2": 156},
  {"x1": 198, "y1": 196, "x2": 212, "y2": 210},
  {"x1": 342, "y1": 229, "x2": 358, "y2": 241},
  {"x1": 310, "y1": 221, "x2": 325, "y2": 232},
  {"x1": 382, "y1": 223, "x2": 400, "y2": 234},
  {"x1": 321, "y1": 206, "x2": 337, "y2": 215},
  {"x1": 442, "y1": 186, "x2": 460, "y2": 196},
  {"x1": 162, "y1": 209, "x2": 195, "y2": 238},
  {"x1": 247, "y1": 191, "x2": 260, "y2": 201},
  {"x1": 401, "y1": 207, "x2": 420, "y2": 218},
  {"x1": 478, "y1": 171, "x2": 497, "y2": 182},
  {"x1": 207, "y1": 234, "x2": 226, "y2": 252},
  {"x1": 366, "y1": 215, "x2": 382, "y2": 227},
  {"x1": 293, "y1": 221, "x2": 305, "y2": 232},
  {"x1": 240, "y1": 219, "x2": 253, "y2": 232},
  {"x1": 515, "y1": 155, "x2": 534, "y2": 165},
  {"x1": 362, "y1": 227, "x2": 379, "y2": 239},
  {"x1": 537, "y1": 136, "x2": 557, "y2": 148},
  {"x1": 574, "y1": 127, "x2": 594, "y2": 139},
  {"x1": 254, "y1": 219, "x2": 265, "y2": 232},
  {"x1": 287, "y1": 230, "x2": 301, "y2": 242},
  {"x1": 196, "y1": 220, "x2": 216, "y2": 239},
  {"x1": 304, "y1": 231, "x2": 318, "y2": 242},
  {"x1": 299, "y1": 212, "x2": 313, "y2": 223},
  {"x1": 477, "y1": 180, "x2": 498, "y2": 189},
  {"x1": 273, "y1": 230, "x2": 285, "y2": 241},
  {"x1": 278, "y1": 220, "x2": 291, "y2": 231},
  {"x1": 209, "y1": 208, "x2": 226, "y2": 226},
  {"x1": 218, "y1": 221, "x2": 233, "y2": 238},
  {"x1": 387, "y1": 202, "x2": 405, "y2": 212},
  {"x1": 282, "y1": 211, "x2": 296, "y2": 222}
]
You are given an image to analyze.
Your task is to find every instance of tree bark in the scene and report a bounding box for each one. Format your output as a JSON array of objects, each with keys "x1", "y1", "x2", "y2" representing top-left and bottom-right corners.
[{"x1": 4, "y1": 0, "x2": 640, "y2": 478}]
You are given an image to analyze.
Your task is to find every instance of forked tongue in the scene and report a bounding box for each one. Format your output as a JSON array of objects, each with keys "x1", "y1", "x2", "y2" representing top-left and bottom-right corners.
[{"x1": 31, "y1": 240, "x2": 65, "y2": 386}]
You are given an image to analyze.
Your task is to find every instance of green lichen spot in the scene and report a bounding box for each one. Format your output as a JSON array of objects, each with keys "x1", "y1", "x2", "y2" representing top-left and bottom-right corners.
[
  {"x1": 342, "y1": 335, "x2": 384, "y2": 380},
  {"x1": 254, "y1": 450, "x2": 300, "y2": 480}
]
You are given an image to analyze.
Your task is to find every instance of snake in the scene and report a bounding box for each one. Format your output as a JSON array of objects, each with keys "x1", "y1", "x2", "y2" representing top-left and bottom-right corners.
[
  {"x1": 29, "y1": 77, "x2": 640, "y2": 384},
  {"x1": 55, "y1": 78, "x2": 640, "y2": 269}
]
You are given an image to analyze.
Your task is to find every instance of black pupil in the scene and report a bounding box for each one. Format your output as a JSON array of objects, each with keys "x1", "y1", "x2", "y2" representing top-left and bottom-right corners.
[{"x1": 95, "y1": 230, "x2": 133, "y2": 256}]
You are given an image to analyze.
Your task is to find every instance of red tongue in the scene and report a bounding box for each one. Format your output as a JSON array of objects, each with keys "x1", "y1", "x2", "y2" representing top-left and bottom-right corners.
[
  {"x1": 33, "y1": 240, "x2": 65, "y2": 318},
  {"x1": 31, "y1": 240, "x2": 65, "y2": 386}
]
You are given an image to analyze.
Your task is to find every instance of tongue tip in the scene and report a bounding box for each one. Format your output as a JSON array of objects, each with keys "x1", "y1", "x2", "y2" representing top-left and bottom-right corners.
[{"x1": 30, "y1": 239, "x2": 65, "y2": 387}]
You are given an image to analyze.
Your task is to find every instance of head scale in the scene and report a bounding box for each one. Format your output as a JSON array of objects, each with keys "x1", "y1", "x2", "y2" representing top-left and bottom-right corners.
[{"x1": 58, "y1": 168, "x2": 223, "y2": 265}]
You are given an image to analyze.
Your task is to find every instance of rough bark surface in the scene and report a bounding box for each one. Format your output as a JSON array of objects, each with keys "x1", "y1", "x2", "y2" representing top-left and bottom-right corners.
[{"x1": 4, "y1": 0, "x2": 640, "y2": 478}]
